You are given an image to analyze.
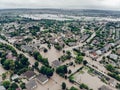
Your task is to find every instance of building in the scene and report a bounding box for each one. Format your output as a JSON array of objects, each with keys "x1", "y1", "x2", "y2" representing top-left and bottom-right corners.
[
  {"x1": 116, "y1": 49, "x2": 120, "y2": 55},
  {"x1": 98, "y1": 85, "x2": 112, "y2": 90},
  {"x1": 11, "y1": 74, "x2": 19, "y2": 80},
  {"x1": 21, "y1": 45, "x2": 34, "y2": 52},
  {"x1": 52, "y1": 60, "x2": 62, "y2": 68},
  {"x1": 109, "y1": 54, "x2": 118, "y2": 60},
  {"x1": 36, "y1": 73, "x2": 48, "y2": 85},
  {"x1": 26, "y1": 80, "x2": 37, "y2": 90},
  {"x1": 96, "y1": 50, "x2": 102, "y2": 56},
  {"x1": 0, "y1": 86, "x2": 6, "y2": 90},
  {"x1": 108, "y1": 79, "x2": 117, "y2": 87},
  {"x1": 22, "y1": 71, "x2": 36, "y2": 80}
]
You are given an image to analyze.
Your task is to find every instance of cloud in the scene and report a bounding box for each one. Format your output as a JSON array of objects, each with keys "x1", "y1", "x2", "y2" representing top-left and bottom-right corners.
[{"x1": 0, "y1": 0, "x2": 120, "y2": 10}]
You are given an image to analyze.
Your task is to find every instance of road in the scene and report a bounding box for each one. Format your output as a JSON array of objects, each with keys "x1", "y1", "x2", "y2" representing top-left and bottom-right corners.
[{"x1": 86, "y1": 32, "x2": 96, "y2": 43}]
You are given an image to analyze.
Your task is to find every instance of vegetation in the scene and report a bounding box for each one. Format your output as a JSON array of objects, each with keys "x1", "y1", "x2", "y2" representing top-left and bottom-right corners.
[
  {"x1": 56, "y1": 65, "x2": 68, "y2": 76},
  {"x1": 75, "y1": 55, "x2": 83, "y2": 64},
  {"x1": 40, "y1": 66, "x2": 54, "y2": 77},
  {"x1": 2, "y1": 80, "x2": 10, "y2": 89},
  {"x1": 54, "y1": 43, "x2": 62, "y2": 51},
  {"x1": 70, "y1": 86, "x2": 78, "y2": 90},
  {"x1": 79, "y1": 83, "x2": 89, "y2": 90},
  {"x1": 61, "y1": 82, "x2": 66, "y2": 89},
  {"x1": 33, "y1": 51, "x2": 49, "y2": 66}
]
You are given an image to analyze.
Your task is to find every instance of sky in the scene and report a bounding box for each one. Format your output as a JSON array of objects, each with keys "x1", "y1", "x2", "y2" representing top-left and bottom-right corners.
[{"x1": 0, "y1": 0, "x2": 120, "y2": 11}]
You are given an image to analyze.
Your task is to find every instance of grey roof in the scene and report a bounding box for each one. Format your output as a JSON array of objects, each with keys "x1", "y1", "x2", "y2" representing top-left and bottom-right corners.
[
  {"x1": 26, "y1": 80, "x2": 37, "y2": 90},
  {"x1": 21, "y1": 45, "x2": 34, "y2": 52},
  {"x1": 23, "y1": 71, "x2": 36, "y2": 79},
  {"x1": 36, "y1": 73, "x2": 48, "y2": 83},
  {"x1": 99, "y1": 85, "x2": 112, "y2": 90},
  {"x1": 0, "y1": 86, "x2": 6, "y2": 90},
  {"x1": 52, "y1": 60, "x2": 62, "y2": 68},
  {"x1": 109, "y1": 54, "x2": 118, "y2": 60}
]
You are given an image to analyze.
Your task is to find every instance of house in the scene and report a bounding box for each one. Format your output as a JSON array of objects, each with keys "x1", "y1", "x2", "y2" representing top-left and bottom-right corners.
[
  {"x1": 108, "y1": 79, "x2": 117, "y2": 87},
  {"x1": 101, "y1": 44, "x2": 111, "y2": 53},
  {"x1": 0, "y1": 86, "x2": 6, "y2": 90},
  {"x1": 109, "y1": 54, "x2": 118, "y2": 60},
  {"x1": 6, "y1": 52, "x2": 16, "y2": 61},
  {"x1": 116, "y1": 49, "x2": 120, "y2": 55},
  {"x1": 68, "y1": 42, "x2": 76, "y2": 46},
  {"x1": 98, "y1": 85, "x2": 112, "y2": 90},
  {"x1": 96, "y1": 50, "x2": 102, "y2": 56},
  {"x1": 36, "y1": 73, "x2": 48, "y2": 85},
  {"x1": 11, "y1": 74, "x2": 19, "y2": 80},
  {"x1": 115, "y1": 40, "x2": 120, "y2": 46},
  {"x1": 52, "y1": 60, "x2": 62, "y2": 68},
  {"x1": 80, "y1": 34, "x2": 90, "y2": 43},
  {"x1": 22, "y1": 71, "x2": 36, "y2": 80},
  {"x1": 26, "y1": 80, "x2": 37, "y2": 90},
  {"x1": 21, "y1": 45, "x2": 34, "y2": 52},
  {"x1": 89, "y1": 52, "x2": 98, "y2": 60}
]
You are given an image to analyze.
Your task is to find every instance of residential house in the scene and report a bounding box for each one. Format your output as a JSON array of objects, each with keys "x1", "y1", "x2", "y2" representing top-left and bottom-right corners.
[
  {"x1": 22, "y1": 71, "x2": 36, "y2": 80},
  {"x1": 52, "y1": 60, "x2": 62, "y2": 68},
  {"x1": 0, "y1": 86, "x2": 6, "y2": 90},
  {"x1": 109, "y1": 54, "x2": 118, "y2": 60},
  {"x1": 6, "y1": 52, "x2": 16, "y2": 61},
  {"x1": 96, "y1": 50, "x2": 102, "y2": 56},
  {"x1": 116, "y1": 49, "x2": 120, "y2": 55},
  {"x1": 11, "y1": 74, "x2": 19, "y2": 81},
  {"x1": 21, "y1": 45, "x2": 34, "y2": 52},
  {"x1": 26, "y1": 80, "x2": 37, "y2": 90},
  {"x1": 101, "y1": 44, "x2": 111, "y2": 53},
  {"x1": 108, "y1": 79, "x2": 117, "y2": 87},
  {"x1": 36, "y1": 73, "x2": 48, "y2": 85},
  {"x1": 98, "y1": 85, "x2": 112, "y2": 90}
]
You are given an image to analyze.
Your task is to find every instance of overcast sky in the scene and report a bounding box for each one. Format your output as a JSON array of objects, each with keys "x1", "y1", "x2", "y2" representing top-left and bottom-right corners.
[{"x1": 0, "y1": 0, "x2": 120, "y2": 10}]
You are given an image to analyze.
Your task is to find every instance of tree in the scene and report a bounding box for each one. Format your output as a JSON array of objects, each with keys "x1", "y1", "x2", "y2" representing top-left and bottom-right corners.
[
  {"x1": 9, "y1": 83, "x2": 18, "y2": 90},
  {"x1": 43, "y1": 48, "x2": 48, "y2": 53},
  {"x1": 106, "y1": 64, "x2": 115, "y2": 72},
  {"x1": 69, "y1": 76, "x2": 74, "y2": 83},
  {"x1": 2, "y1": 73, "x2": 6, "y2": 80},
  {"x1": 83, "y1": 60, "x2": 88, "y2": 65},
  {"x1": 116, "y1": 83, "x2": 120, "y2": 89},
  {"x1": 79, "y1": 83, "x2": 89, "y2": 90},
  {"x1": 40, "y1": 66, "x2": 54, "y2": 77},
  {"x1": 18, "y1": 54, "x2": 30, "y2": 66},
  {"x1": 62, "y1": 82, "x2": 66, "y2": 89},
  {"x1": 2, "y1": 80, "x2": 10, "y2": 89},
  {"x1": 70, "y1": 86, "x2": 78, "y2": 90},
  {"x1": 56, "y1": 65, "x2": 67, "y2": 76},
  {"x1": 3, "y1": 60, "x2": 15, "y2": 70},
  {"x1": 33, "y1": 51, "x2": 49, "y2": 66},
  {"x1": 20, "y1": 83, "x2": 26, "y2": 89},
  {"x1": 34, "y1": 62, "x2": 39, "y2": 68},
  {"x1": 75, "y1": 56, "x2": 83, "y2": 64}
]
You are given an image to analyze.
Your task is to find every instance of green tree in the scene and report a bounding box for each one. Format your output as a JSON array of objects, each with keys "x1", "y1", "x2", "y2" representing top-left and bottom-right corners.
[
  {"x1": 106, "y1": 64, "x2": 115, "y2": 72},
  {"x1": 56, "y1": 65, "x2": 67, "y2": 76},
  {"x1": 34, "y1": 62, "x2": 39, "y2": 68},
  {"x1": 75, "y1": 56, "x2": 83, "y2": 64},
  {"x1": 62, "y1": 82, "x2": 66, "y2": 89},
  {"x1": 2, "y1": 80, "x2": 10, "y2": 89},
  {"x1": 9, "y1": 83, "x2": 18, "y2": 90},
  {"x1": 3, "y1": 60, "x2": 15, "y2": 70},
  {"x1": 79, "y1": 83, "x2": 89, "y2": 90},
  {"x1": 40, "y1": 66, "x2": 54, "y2": 77},
  {"x1": 2, "y1": 73, "x2": 6, "y2": 80},
  {"x1": 20, "y1": 83, "x2": 26, "y2": 89},
  {"x1": 70, "y1": 86, "x2": 78, "y2": 90}
]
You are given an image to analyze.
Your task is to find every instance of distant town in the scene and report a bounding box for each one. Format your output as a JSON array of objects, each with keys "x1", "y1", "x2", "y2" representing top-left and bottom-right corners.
[{"x1": 0, "y1": 9, "x2": 120, "y2": 90}]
